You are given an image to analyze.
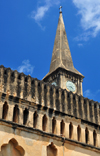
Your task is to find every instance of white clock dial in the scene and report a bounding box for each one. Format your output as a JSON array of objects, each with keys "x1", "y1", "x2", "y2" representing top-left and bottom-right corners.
[
  {"x1": 51, "y1": 82, "x2": 57, "y2": 86},
  {"x1": 66, "y1": 81, "x2": 76, "y2": 92}
]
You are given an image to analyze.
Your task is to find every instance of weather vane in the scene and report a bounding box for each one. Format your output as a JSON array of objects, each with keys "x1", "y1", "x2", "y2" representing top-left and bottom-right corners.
[{"x1": 59, "y1": 6, "x2": 62, "y2": 13}]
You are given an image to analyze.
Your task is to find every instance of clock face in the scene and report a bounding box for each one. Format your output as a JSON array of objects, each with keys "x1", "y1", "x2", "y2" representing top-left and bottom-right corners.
[
  {"x1": 51, "y1": 82, "x2": 57, "y2": 86},
  {"x1": 66, "y1": 81, "x2": 76, "y2": 92}
]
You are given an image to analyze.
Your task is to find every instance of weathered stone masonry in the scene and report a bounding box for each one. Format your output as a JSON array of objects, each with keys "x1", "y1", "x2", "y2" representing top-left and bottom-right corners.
[{"x1": 0, "y1": 65, "x2": 100, "y2": 149}]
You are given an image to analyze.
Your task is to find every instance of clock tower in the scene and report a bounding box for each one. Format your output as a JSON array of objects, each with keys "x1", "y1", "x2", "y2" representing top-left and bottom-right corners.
[{"x1": 43, "y1": 9, "x2": 84, "y2": 95}]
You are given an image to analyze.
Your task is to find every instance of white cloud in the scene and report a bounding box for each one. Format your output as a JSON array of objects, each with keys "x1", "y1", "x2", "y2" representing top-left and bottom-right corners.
[
  {"x1": 77, "y1": 43, "x2": 83, "y2": 47},
  {"x1": 84, "y1": 89, "x2": 100, "y2": 100},
  {"x1": 73, "y1": 0, "x2": 100, "y2": 40},
  {"x1": 31, "y1": 5, "x2": 49, "y2": 22},
  {"x1": 95, "y1": 89, "x2": 100, "y2": 95},
  {"x1": 30, "y1": 0, "x2": 60, "y2": 28},
  {"x1": 18, "y1": 60, "x2": 34, "y2": 75},
  {"x1": 84, "y1": 89, "x2": 93, "y2": 98}
]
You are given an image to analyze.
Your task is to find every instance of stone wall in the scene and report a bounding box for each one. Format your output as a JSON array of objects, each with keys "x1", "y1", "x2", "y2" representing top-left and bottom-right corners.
[
  {"x1": 0, "y1": 65, "x2": 100, "y2": 155},
  {"x1": 0, "y1": 65, "x2": 99, "y2": 126},
  {"x1": 0, "y1": 122, "x2": 100, "y2": 156},
  {"x1": 0, "y1": 93, "x2": 100, "y2": 148}
]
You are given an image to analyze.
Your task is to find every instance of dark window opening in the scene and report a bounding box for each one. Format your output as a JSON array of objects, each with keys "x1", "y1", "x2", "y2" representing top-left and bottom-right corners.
[
  {"x1": 23, "y1": 108, "x2": 29, "y2": 125},
  {"x1": 60, "y1": 120, "x2": 65, "y2": 136},
  {"x1": 52, "y1": 117, "x2": 56, "y2": 134},
  {"x1": 13, "y1": 105, "x2": 19, "y2": 123},
  {"x1": 33, "y1": 111, "x2": 38, "y2": 128},
  {"x1": 85, "y1": 127, "x2": 89, "y2": 144},
  {"x1": 42, "y1": 114, "x2": 47, "y2": 131},
  {"x1": 93, "y1": 130, "x2": 97, "y2": 146},
  {"x1": 77, "y1": 125, "x2": 81, "y2": 141},
  {"x1": 2, "y1": 101, "x2": 8, "y2": 120},
  {"x1": 69, "y1": 122, "x2": 73, "y2": 139}
]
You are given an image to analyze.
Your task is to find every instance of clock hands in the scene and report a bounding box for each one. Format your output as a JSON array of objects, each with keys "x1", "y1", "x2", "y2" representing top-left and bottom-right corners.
[{"x1": 66, "y1": 81, "x2": 76, "y2": 92}]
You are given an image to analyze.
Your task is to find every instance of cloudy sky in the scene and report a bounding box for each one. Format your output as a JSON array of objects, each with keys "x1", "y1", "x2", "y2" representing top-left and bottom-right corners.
[{"x1": 0, "y1": 0, "x2": 100, "y2": 102}]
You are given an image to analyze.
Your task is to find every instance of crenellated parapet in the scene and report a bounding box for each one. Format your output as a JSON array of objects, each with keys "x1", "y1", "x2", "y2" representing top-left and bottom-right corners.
[{"x1": 0, "y1": 65, "x2": 100, "y2": 126}]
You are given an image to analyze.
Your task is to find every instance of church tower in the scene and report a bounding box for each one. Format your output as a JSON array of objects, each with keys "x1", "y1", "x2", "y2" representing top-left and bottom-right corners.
[
  {"x1": 43, "y1": 8, "x2": 84, "y2": 95},
  {"x1": 0, "y1": 6, "x2": 100, "y2": 156}
]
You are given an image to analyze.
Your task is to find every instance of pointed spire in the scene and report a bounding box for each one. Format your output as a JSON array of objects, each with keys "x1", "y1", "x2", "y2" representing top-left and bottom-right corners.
[
  {"x1": 49, "y1": 10, "x2": 74, "y2": 73},
  {"x1": 49, "y1": 9, "x2": 83, "y2": 76},
  {"x1": 43, "y1": 8, "x2": 84, "y2": 80}
]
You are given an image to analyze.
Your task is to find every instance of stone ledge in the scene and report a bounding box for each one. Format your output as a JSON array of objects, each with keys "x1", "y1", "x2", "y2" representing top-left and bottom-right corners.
[{"x1": 0, "y1": 119, "x2": 100, "y2": 153}]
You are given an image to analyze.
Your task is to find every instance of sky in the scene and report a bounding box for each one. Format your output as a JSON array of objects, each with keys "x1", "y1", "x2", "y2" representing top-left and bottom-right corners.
[{"x1": 0, "y1": 0, "x2": 100, "y2": 102}]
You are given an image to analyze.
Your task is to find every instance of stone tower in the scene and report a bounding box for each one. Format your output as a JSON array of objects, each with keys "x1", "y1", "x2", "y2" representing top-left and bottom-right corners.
[
  {"x1": 0, "y1": 8, "x2": 100, "y2": 156},
  {"x1": 43, "y1": 10, "x2": 84, "y2": 95}
]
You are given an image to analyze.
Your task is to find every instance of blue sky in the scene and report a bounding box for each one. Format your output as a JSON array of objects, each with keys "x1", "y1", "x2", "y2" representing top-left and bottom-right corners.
[{"x1": 0, "y1": 0, "x2": 100, "y2": 102}]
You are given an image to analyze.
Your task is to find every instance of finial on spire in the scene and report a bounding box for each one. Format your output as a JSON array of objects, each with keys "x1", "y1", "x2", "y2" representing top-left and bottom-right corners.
[{"x1": 59, "y1": 6, "x2": 62, "y2": 13}]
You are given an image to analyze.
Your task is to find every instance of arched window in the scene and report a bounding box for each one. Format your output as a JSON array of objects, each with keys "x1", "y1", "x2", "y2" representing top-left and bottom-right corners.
[
  {"x1": 85, "y1": 127, "x2": 89, "y2": 144},
  {"x1": 42, "y1": 114, "x2": 47, "y2": 131},
  {"x1": 60, "y1": 120, "x2": 65, "y2": 136},
  {"x1": 47, "y1": 142, "x2": 57, "y2": 156},
  {"x1": 93, "y1": 130, "x2": 97, "y2": 146},
  {"x1": 13, "y1": 105, "x2": 19, "y2": 123},
  {"x1": 52, "y1": 117, "x2": 56, "y2": 134},
  {"x1": 0, "y1": 138, "x2": 25, "y2": 156},
  {"x1": 2, "y1": 101, "x2": 8, "y2": 120},
  {"x1": 23, "y1": 108, "x2": 29, "y2": 125},
  {"x1": 77, "y1": 125, "x2": 81, "y2": 141},
  {"x1": 69, "y1": 122, "x2": 73, "y2": 139},
  {"x1": 33, "y1": 111, "x2": 38, "y2": 128}
]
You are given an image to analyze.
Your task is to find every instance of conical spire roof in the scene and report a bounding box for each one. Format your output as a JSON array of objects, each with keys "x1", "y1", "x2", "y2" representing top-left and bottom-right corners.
[{"x1": 43, "y1": 11, "x2": 84, "y2": 80}]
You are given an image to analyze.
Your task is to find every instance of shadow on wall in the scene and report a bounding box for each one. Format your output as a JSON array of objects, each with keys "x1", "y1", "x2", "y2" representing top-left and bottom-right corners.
[{"x1": 0, "y1": 138, "x2": 25, "y2": 156}]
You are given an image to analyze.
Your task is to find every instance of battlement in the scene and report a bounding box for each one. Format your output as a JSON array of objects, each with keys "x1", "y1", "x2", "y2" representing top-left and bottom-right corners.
[{"x1": 0, "y1": 65, "x2": 100, "y2": 125}]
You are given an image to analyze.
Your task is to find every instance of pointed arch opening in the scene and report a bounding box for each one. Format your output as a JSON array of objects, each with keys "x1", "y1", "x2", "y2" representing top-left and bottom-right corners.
[
  {"x1": 85, "y1": 127, "x2": 89, "y2": 144},
  {"x1": 0, "y1": 138, "x2": 25, "y2": 156},
  {"x1": 60, "y1": 120, "x2": 65, "y2": 136},
  {"x1": 47, "y1": 142, "x2": 57, "y2": 156},
  {"x1": 52, "y1": 117, "x2": 56, "y2": 134},
  {"x1": 13, "y1": 105, "x2": 19, "y2": 123},
  {"x1": 2, "y1": 101, "x2": 8, "y2": 120},
  {"x1": 23, "y1": 108, "x2": 29, "y2": 125},
  {"x1": 69, "y1": 122, "x2": 73, "y2": 139},
  {"x1": 33, "y1": 111, "x2": 38, "y2": 128},
  {"x1": 42, "y1": 114, "x2": 47, "y2": 131},
  {"x1": 77, "y1": 125, "x2": 81, "y2": 142},
  {"x1": 93, "y1": 130, "x2": 97, "y2": 146}
]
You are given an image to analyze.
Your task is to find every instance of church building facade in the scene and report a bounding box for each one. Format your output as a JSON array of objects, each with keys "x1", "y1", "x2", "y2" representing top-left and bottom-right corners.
[{"x1": 0, "y1": 9, "x2": 100, "y2": 156}]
